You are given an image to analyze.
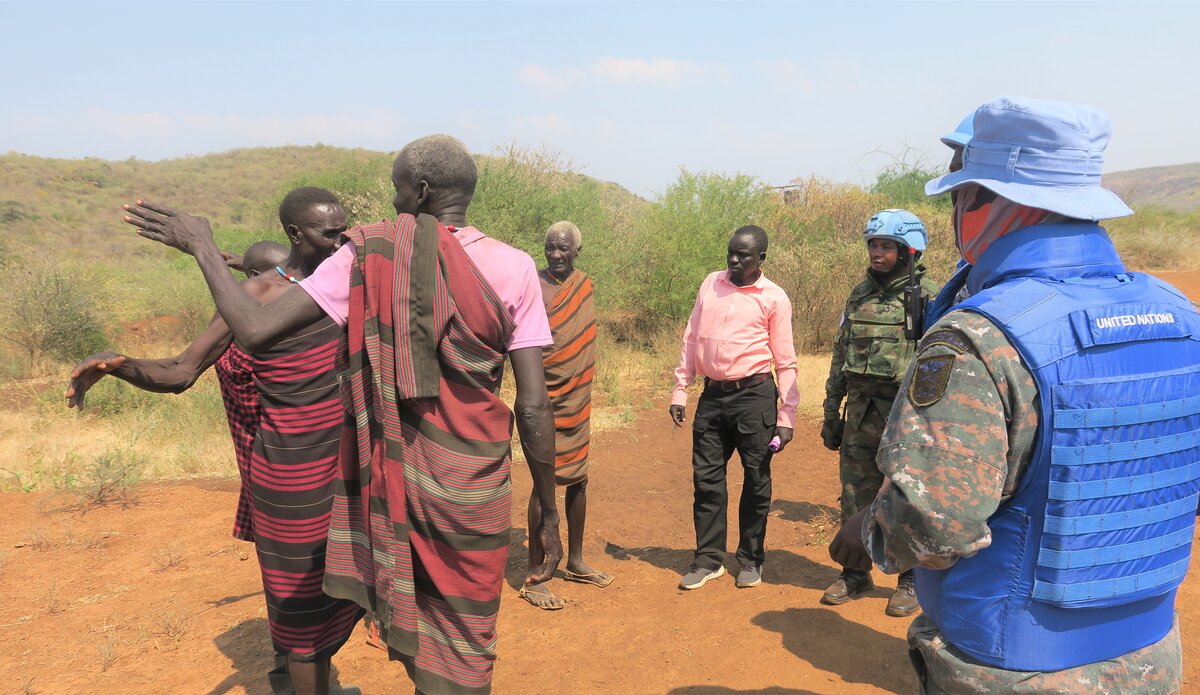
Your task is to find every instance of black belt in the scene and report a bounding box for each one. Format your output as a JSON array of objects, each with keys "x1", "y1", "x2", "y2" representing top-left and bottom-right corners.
[{"x1": 703, "y1": 373, "x2": 771, "y2": 393}]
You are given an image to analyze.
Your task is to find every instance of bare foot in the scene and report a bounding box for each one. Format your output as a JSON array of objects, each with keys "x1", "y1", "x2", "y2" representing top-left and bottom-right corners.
[
  {"x1": 564, "y1": 561, "x2": 614, "y2": 587},
  {"x1": 519, "y1": 581, "x2": 565, "y2": 610}
]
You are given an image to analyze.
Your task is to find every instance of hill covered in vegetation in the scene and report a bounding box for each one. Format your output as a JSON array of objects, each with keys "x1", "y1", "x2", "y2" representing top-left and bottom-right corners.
[
  {"x1": 1, "y1": 144, "x2": 1197, "y2": 372},
  {"x1": 1106, "y1": 162, "x2": 1200, "y2": 213}
]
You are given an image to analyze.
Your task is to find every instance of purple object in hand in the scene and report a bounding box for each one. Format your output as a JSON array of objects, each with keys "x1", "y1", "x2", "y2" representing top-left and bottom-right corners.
[{"x1": 768, "y1": 436, "x2": 781, "y2": 452}]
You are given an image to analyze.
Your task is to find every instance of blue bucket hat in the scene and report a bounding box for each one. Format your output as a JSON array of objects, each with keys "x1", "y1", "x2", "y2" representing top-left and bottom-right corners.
[
  {"x1": 940, "y1": 113, "x2": 973, "y2": 149},
  {"x1": 925, "y1": 96, "x2": 1133, "y2": 221}
]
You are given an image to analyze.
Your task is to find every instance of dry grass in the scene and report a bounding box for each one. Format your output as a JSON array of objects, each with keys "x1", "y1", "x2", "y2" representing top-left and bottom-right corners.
[
  {"x1": 151, "y1": 542, "x2": 185, "y2": 572},
  {"x1": 0, "y1": 332, "x2": 237, "y2": 493},
  {"x1": 158, "y1": 611, "x2": 190, "y2": 641},
  {"x1": 43, "y1": 579, "x2": 62, "y2": 615},
  {"x1": 24, "y1": 528, "x2": 53, "y2": 552},
  {"x1": 97, "y1": 634, "x2": 119, "y2": 672}
]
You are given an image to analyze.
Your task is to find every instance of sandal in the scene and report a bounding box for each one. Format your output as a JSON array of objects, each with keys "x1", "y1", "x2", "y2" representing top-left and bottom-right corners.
[
  {"x1": 518, "y1": 583, "x2": 565, "y2": 610},
  {"x1": 563, "y1": 569, "x2": 615, "y2": 587}
]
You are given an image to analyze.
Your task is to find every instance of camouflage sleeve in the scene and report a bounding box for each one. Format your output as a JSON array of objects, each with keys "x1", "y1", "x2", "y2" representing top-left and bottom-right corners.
[
  {"x1": 822, "y1": 311, "x2": 849, "y2": 418},
  {"x1": 921, "y1": 276, "x2": 941, "y2": 300},
  {"x1": 863, "y1": 311, "x2": 1040, "y2": 573}
]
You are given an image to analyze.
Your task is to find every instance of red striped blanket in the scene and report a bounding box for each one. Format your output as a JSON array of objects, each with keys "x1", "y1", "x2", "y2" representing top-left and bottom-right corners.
[{"x1": 323, "y1": 213, "x2": 516, "y2": 695}]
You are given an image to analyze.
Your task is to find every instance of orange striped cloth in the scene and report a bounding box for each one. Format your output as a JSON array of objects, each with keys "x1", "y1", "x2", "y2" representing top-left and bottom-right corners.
[{"x1": 542, "y1": 270, "x2": 597, "y2": 485}]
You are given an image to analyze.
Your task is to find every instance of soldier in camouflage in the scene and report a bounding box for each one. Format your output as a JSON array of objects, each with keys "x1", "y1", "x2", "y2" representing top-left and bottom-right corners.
[
  {"x1": 820, "y1": 209, "x2": 938, "y2": 616},
  {"x1": 830, "y1": 97, "x2": 1192, "y2": 694}
]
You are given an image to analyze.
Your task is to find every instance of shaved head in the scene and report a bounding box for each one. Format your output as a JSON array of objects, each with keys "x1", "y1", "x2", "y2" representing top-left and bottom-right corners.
[
  {"x1": 242, "y1": 240, "x2": 289, "y2": 277},
  {"x1": 278, "y1": 186, "x2": 341, "y2": 229}
]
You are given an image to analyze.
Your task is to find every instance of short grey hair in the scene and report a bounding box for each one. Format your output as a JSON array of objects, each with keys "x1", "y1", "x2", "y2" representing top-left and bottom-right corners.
[
  {"x1": 399, "y1": 134, "x2": 478, "y2": 198},
  {"x1": 545, "y1": 220, "x2": 581, "y2": 248}
]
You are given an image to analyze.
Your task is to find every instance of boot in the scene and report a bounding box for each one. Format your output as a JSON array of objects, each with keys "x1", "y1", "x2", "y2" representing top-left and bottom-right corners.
[
  {"x1": 820, "y1": 568, "x2": 874, "y2": 605},
  {"x1": 886, "y1": 570, "x2": 920, "y2": 617}
]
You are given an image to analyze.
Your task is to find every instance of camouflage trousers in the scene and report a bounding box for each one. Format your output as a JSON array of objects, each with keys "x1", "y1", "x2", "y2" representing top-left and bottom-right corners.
[
  {"x1": 907, "y1": 613, "x2": 1183, "y2": 694},
  {"x1": 837, "y1": 384, "x2": 898, "y2": 523}
]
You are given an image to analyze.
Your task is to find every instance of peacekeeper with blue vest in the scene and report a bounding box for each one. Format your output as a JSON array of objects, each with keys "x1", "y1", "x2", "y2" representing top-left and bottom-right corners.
[{"x1": 830, "y1": 96, "x2": 1200, "y2": 693}]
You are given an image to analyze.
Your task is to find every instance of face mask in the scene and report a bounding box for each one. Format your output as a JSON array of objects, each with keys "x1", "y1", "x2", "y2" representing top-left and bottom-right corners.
[{"x1": 953, "y1": 185, "x2": 1059, "y2": 263}]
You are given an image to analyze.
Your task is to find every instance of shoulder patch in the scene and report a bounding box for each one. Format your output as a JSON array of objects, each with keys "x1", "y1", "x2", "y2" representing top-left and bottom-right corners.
[
  {"x1": 909, "y1": 353, "x2": 956, "y2": 407},
  {"x1": 919, "y1": 328, "x2": 970, "y2": 355}
]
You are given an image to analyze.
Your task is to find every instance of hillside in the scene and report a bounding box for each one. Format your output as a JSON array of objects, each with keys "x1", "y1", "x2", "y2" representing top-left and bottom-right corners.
[
  {"x1": 0, "y1": 146, "x2": 648, "y2": 264},
  {"x1": 1106, "y1": 162, "x2": 1200, "y2": 213}
]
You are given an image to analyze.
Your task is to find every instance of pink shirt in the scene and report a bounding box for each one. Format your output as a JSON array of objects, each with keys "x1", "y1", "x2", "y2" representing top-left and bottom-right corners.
[
  {"x1": 299, "y1": 226, "x2": 552, "y2": 352},
  {"x1": 671, "y1": 270, "x2": 800, "y2": 428}
]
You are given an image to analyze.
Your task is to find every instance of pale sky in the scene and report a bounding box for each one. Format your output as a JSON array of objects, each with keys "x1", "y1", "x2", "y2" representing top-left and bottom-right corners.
[{"x1": 3, "y1": 0, "x2": 1197, "y2": 196}]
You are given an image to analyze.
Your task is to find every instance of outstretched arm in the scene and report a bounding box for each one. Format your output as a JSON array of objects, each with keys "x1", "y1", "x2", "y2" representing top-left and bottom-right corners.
[
  {"x1": 65, "y1": 312, "x2": 233, "y2": 409},
  {"x1": 124, "y1": 200, "x2": 324, "y2": 352},
  {"x1": 509, "y1": 346, "x2": 562, "y2": 583}
]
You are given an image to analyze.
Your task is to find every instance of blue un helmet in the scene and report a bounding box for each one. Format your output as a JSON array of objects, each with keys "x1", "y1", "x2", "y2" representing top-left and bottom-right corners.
[
  {"x1": 864, "y1": 208, "x2": 927, "y2": 254},
  {"x1": 940, "y1": 113, "x2": 974, "y2": 149}
]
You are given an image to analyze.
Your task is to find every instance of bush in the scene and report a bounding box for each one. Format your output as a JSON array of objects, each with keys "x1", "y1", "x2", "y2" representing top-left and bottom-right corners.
[
  {"x1": 72, "y1": 448, "x2": 143, "y2": 508},
  {"x1": 0, "y1": 258, "x2": 110, "y2": 362},
  {"x1": 869, "y1": 153, "x2": 952, "y2": 212},
  {"x1": 633, "y1": 169, "x2": 769, "y2": 322}
]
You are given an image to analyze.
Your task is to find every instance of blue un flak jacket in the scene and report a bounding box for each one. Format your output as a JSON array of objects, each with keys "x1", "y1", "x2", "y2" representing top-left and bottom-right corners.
[{"x1": 915, "y1": 223, "x2": 1200, "y2": 671}]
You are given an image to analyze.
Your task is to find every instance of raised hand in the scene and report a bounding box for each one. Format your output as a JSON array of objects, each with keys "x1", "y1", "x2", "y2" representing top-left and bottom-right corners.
[
  {"x1": 65, "y1": 352, "x2": 127, "y2": 410},
  {"x1": 221, "y1": 251, "x2": 245, "y2": 272},
  {"x1": 123, "y1": 200, "x2": 215, "y2": 256}
]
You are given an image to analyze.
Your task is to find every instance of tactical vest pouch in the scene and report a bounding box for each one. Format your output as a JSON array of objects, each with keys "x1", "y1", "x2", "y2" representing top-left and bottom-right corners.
[
  {"x1": 845, "y1": 321, "x2": 905, "y2": 379},
  {"x1": 1037, "y1": 367, "x2": 1200, "y2": 610}
]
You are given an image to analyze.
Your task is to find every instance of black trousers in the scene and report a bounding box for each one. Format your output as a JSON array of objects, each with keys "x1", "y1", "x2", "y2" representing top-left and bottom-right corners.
[{"x1": 690, "y1": 377, "x2": 776, "y2": 571}]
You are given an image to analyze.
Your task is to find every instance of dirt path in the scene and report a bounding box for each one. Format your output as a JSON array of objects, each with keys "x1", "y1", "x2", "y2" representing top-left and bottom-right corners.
[
  {"x1": 3, "y1": 270, "x2": 1200, "y2": 694},
  {"x1": 4, "y1": 407, "x2": 1200, "y2": 694}
]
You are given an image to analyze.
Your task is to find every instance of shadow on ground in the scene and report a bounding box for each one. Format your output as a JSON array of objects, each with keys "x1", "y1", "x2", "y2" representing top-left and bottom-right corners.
[
  {"x1": 208, "y1": 617, "x2": 354, "y2": 695},
  {"x1": 504, "y1": 526, "x2": 531, "y2": 590},
  {"x1": 754, "y1": 607, "x2": 911, "y2": 694},
  {"x1": 770, "y1": 498, "x2": 839, "y2": 524},
  {"x1": 209, "y1": 618, "x2": 275, "y2": 695}
]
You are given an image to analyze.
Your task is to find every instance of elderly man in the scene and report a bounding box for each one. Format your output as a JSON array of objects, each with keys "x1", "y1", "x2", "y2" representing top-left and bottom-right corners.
[
  {"x1": 831, "y1": 97, "x2": 1199, "y2": 693},
  {"x1": 520, "y1": 220, "x2": 611, "y2": 610},
  {"x1": 670, "y1": 225, "x2": 799, "y2": 591},
  {"x1": 125, "y1": 134, "x2": 561, "y2": 695}
]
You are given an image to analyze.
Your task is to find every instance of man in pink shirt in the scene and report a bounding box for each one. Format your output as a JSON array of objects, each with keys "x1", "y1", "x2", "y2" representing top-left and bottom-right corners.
[{"x1": 669, "y1": 225, "x2": 800, "y2": 591}]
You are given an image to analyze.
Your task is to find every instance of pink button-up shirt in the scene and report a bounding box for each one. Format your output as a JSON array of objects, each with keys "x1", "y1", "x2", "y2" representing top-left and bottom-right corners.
[
  {"x1": 298, "y1": 226, "x2": 552, "y2": 352},
  {"x1": 671, "y1": 270, "x2": 800, "y2": 428}
]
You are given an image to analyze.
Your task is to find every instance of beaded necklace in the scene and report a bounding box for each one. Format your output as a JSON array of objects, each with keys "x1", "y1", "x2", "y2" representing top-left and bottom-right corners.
[{"x1": 275, "y1": 266, "x2": 301, "y2": 284}]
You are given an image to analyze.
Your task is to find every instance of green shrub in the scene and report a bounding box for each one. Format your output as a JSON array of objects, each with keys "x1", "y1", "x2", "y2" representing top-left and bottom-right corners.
[
  {"x1": 0, "y1": 258, "x2": 110, "y2": 362},
  {"x1": 73, "y1": 448, "x2": 143, "y2": 508}
]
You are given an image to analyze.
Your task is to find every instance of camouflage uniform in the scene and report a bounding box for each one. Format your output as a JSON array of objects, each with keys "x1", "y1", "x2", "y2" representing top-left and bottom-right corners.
[
  {"x1": 864, "y1": 310, "x2": 1183, "y2": 694},
  {"x1": 824, "y1": 270, "x2": 939, "y2": 523}
]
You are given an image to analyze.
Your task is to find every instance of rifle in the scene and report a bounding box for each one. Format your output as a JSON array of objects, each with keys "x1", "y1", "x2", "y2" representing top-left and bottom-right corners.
[{"x1": 903, "y1": 246, "x2": 926, "y2": 341}]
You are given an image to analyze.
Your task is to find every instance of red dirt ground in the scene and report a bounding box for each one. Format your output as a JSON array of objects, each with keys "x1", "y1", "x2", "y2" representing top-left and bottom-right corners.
[{"x1": 3, "y1": 271, "x2": 1200, "y2": 694}]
